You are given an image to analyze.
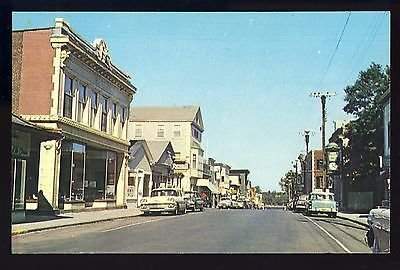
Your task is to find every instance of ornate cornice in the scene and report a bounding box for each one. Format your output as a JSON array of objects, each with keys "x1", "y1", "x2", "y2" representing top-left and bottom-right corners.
[{"x1": 50, "y1": 20, "x2": 136, "y2": 97}]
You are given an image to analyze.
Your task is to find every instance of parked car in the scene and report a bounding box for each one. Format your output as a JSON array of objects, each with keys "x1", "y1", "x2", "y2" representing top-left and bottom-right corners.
[
  {"x1": 183, "y1": 191, "x2": 204, "y2": 212},
  {"x1": 231, "y1": 200, "x2": 239, "y2": 209},
  {"x1": 294, "y1": 194, "x2": 308, "y2": 213},
  {"x1": 218, "y1": 196, "x2": 232, "y2": 209},
  {"x1": 237, "y1": 199, "x2": 244, "y2": 209},
  {"x1": 365, "y1": 207, "x2": 390, "y2": 253},
  {"x1": 140, "y1": 188, "x2": 187, "y2": 215},
  {"x1": 305, "y1": 191, "x2": 337, "y2": 218}
]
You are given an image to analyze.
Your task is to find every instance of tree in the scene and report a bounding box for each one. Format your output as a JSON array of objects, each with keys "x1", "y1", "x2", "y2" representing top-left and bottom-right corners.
[
  {"x1": 279, "y1": 170, "x2": 302, "y2": 199},
  {"x1": 254, "y1": 185, "x2": 262, "y2": 194},
  {"x1": 342, "y1": 63, "x2": 390, "y2": 194}
]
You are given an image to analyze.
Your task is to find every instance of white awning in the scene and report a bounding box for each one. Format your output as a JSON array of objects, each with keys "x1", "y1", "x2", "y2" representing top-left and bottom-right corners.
[{"x1": 196, "y1": 179, "x2": 220, "y2": 194}]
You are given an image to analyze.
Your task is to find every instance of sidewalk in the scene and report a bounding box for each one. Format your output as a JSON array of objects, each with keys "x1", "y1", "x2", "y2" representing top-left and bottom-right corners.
[
  {"x1": 337, "y1": 212, "x2": 369, "y2": 228},
  {"x1": 12, "y1": 206, "x2": 143, "y2": 236}
]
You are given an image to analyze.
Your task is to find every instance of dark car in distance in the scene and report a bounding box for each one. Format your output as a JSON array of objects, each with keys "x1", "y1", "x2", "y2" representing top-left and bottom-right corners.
[{"x1": 183, "y1": 191, "x2": 204, "y2": 212}]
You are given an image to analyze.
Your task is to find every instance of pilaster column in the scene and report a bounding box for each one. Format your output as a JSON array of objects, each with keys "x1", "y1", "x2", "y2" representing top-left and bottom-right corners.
[{"x1": 38, "y1": 140, "x2": 61, "y2": 209}]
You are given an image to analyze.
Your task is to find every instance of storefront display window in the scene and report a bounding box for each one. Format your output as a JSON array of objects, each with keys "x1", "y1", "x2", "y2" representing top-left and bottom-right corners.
[
  {"x1": 106, "y1": 152, "x2": 116, "y2": 199},
  {"x1": 71, "y1": 143, "x2": 85, "y2": 200},
  {"x1": 59, "y1": 142, "x2": 86, "y2": 202},
  {"x1": 85, "y1": 150, "x2": 116, "y2": 201},
  {"x1": 85, "y1": 150, "x2": 106, "y2": 201}
]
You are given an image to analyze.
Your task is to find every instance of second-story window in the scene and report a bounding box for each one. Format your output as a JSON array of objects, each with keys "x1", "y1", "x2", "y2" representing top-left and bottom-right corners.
[
  {"x1": 192, "y1": 127, "x2": 202, "y2": 142},
  {"x1": 77, "y1": 83, "x2": 86, "y2": 123},
  {"x1": 90, "y1": 91, "x2": 98, "y2": 128},
  {"x1": 192, "y1": 153, "x2": 197, "y2": 169},
  {"x1": 157, "y1": 125, "x2": 165, "y2": 138},
  {"x1": 135, "y1": 124, "x2": 142, "y2": 138},
  {"x1": 173, "y1": 124, "x2": 181, "y2": 137},
  {"x1": 63, "y1": 76, "x2": 74, "y2": 119},
  {"x1": 119, "y1": 106, "x2": 126, "y2": 137},
  {"x1": 317, "y1": 159, "x2": 324, "y2": 170},
  {"x1": 111, "y1": 102, "x2": 117, "y2": 135},
  {"x1": 101, "y1": 96, "x2": 108, "y2": 132}
]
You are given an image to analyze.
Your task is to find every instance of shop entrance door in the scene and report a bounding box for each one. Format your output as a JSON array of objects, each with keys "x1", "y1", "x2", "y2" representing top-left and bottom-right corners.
[
  {"x1": 143, "y1": 174, "x2": 150, "y2": 197},
  {"x1": 11, "y1": 159, "x2": 26, "y2": 211}
]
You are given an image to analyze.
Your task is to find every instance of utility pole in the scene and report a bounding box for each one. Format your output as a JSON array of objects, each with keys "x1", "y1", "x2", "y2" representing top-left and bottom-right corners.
[{"x1": 310, "y1": 92, "x2": 336, "y2": 192}]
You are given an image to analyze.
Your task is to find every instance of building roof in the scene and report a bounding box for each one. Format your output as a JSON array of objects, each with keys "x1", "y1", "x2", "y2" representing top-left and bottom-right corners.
[
  {"x1": 129, "y1": 140, "x2": 154, "y2": 165},
  {"x1": 146, "y1": 141, "x2": 174, "y2": 162},
  {"x1": 214, "y1": 163, "x2": 231, "y2": 169},
  {"x1": 230, "y1": 169, "x2": 250, "y2": 174},
  {"x1": 130, "y1": 106, "x2": 204, "y2": 131}
]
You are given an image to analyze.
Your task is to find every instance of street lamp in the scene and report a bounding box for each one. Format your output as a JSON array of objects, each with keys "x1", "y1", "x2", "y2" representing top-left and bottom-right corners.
[
  {"x1": 298, "y1": 154, "x2": 305, "y2": 193},
  {"x1": 326, "y1": 142, "x2": 339, "y2": 192}
]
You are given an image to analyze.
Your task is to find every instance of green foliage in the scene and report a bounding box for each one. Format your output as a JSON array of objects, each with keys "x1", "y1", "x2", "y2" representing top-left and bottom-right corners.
[
  {"x1": 342, "y1": 62, "x2": 389, "y2": 188},
  {"x1": 279, "y1": 170, "x2": 302, "y2": 196},
  {"x1": 254, "y1": 185, "x2": 262, "y2": 194},
  {"x1": 262, "y1": 191, "x2": 288, "y2": 205}
]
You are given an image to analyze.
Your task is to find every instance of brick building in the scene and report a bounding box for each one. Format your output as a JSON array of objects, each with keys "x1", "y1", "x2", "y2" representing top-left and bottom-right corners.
[
  {"x1": 12, "y1": 18, "x2": 136, "y2": 211},
  {"x1": 304, "y1": 150, "x2": 325, "y2": 194}
]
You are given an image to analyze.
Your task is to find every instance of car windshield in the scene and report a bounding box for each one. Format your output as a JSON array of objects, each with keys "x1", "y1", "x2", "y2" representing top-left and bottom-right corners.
[{"x1": 151, "y1": 190, "x2": 177, "y2": 197}]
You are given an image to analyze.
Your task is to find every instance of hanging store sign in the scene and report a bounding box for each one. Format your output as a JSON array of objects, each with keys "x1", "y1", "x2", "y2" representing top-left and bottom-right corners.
[{"x1": 173, "y1": 162, "x2": 189, "y2": 171}]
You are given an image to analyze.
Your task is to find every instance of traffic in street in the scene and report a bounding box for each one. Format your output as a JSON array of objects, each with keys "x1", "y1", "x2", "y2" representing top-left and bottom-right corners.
[{"x1": 12, "y1": 208, "x2": 371, "y2": 253}]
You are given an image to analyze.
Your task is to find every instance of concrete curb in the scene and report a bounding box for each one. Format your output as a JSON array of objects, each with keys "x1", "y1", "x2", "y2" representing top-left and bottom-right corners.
[
  {"x1": 12, "y1": 213, "x2": 142, "y2": 236},
  {"x1": 337, "y1": 215, "x2": 369, "y2": 228}
]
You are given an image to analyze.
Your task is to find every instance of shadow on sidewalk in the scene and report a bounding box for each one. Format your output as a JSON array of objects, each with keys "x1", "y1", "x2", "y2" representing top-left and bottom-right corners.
[{"x1": 13, "y1": 210, "x2": 73, "y2": 224}]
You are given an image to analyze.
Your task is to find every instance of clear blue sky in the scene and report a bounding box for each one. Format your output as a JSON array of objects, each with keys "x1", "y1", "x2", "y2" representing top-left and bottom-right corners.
[{"x1": 12, "y1": 12, "x2": 390, "y2": 192}]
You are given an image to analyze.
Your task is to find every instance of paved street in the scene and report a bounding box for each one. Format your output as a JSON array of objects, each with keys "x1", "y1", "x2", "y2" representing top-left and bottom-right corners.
[{"x1": 12, "y1": 208, "x2": 370, "y2": 253}]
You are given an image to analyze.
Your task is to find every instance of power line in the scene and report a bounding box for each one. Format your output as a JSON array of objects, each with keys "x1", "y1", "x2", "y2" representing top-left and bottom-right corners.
[
  {"x1": 316, "y1": 12, "x2": 352, "y2": 90},
  {"x1": 342, "y1": 12, "x2": 386, "y2": 87}
]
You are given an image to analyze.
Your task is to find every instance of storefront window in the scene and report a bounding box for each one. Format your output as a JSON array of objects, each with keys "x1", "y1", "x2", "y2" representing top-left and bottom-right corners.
[
  {"x1": 11, "y1": 159, "x2": 26, "y2": 210},
  {"x1": 85, "y1": 150, "x2": 106, "y2": 201},
  {"x1": 106, "y1": 152, "x2": 116, "y2": 199},
  {"x1": 59, "y1": 142, "x2": 86, "y2": 201},
  {"x1": 71, "y1": 143, "x2": 85, "y2": 200}
]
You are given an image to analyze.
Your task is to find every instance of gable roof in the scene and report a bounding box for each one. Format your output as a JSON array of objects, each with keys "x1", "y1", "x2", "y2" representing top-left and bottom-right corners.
[
  {"x1": 130, "y1": 106, "x2": 204, "y2": 131},
  {"x1": 129, "y1": 140, "x2": 154, "y2": 165},
  {"x1": 146, "y1": 141, "x2": 174, "y2": 163}
]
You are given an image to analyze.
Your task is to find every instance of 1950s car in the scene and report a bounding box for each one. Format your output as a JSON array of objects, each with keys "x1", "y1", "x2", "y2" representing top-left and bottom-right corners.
[
  {"x1": 294, "y1": 194, "x2": 308, "y2": 213},
  {"x1": 218, "y1": 196, "x2": 232, "y2": 209},
  {"x1": 183, "y1": 191, "x2": 204, "y2": 212},
  {"x1": 140, "y1": 188, "x2": 187, "y2": 215},
  {"x1": 365, "y1": 207, "x2": 390, "y2": 253},
  {"x1": 305, "y1": 191, "x2": 337, "y2": 218}
]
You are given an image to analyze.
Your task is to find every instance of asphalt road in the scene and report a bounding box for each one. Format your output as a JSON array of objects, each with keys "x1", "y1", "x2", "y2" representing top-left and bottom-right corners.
[{"x1": 11, "y1": 208, "x2": 371, "y2": 253}]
